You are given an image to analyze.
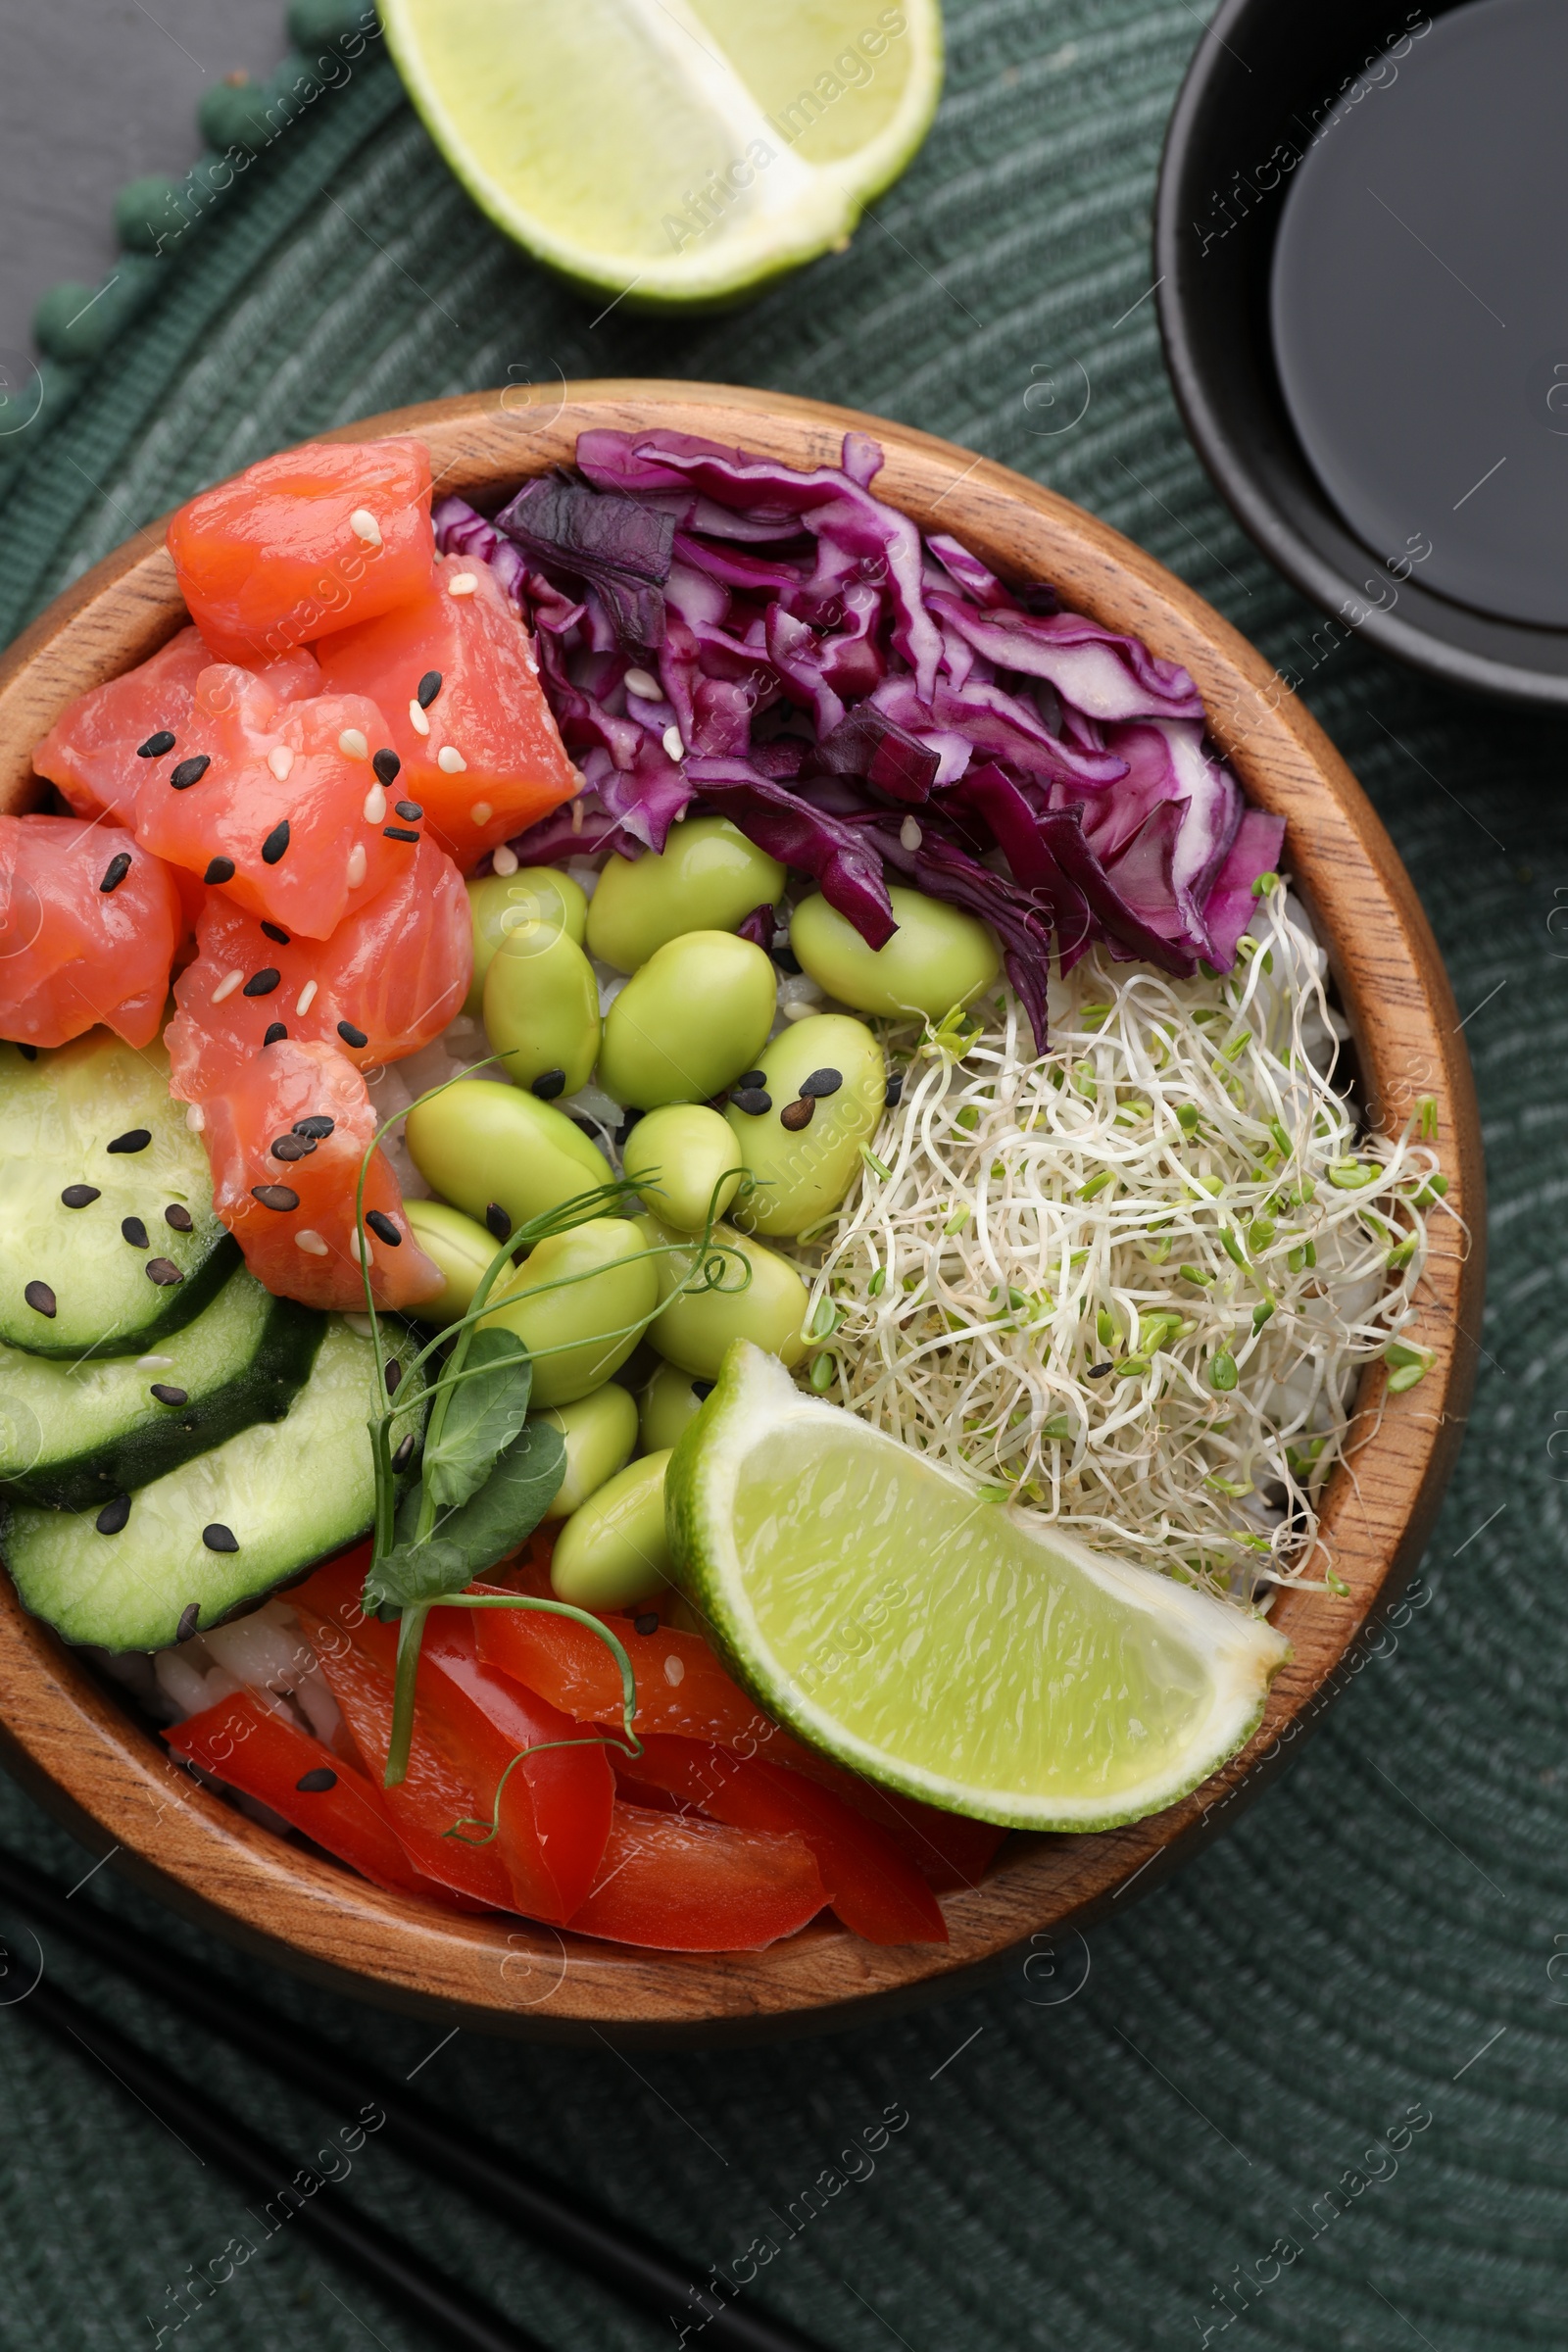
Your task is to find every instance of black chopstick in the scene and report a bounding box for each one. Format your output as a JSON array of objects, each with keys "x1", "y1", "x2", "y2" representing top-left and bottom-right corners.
[{"x1": 0, "y1": 1844, "x2": 828, "y2": 2352}]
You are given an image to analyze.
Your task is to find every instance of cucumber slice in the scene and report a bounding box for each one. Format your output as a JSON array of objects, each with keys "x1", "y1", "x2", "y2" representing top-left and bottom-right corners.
[
  {"x1": 0, "y1": 1268, "x2": 322, "y2": 1511},
  {"x1": 1, "y1": 1318, "x2": 425, "y2": 1651},
  {"x1": 0, "y1": 1034, "x2": 235, "y2": 1359}
]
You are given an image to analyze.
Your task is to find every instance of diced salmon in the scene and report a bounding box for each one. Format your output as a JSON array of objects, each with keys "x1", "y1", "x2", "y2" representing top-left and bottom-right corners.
[{"x1": 0, "y1": 814, "x2": 182, "y2": 1049}]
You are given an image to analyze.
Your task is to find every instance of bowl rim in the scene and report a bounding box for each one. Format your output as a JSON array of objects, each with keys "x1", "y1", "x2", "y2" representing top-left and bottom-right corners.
[
  {"x1": 1152, "y1": 0, "x2": 1568, "y2": 709},
  {"x1": 0, "y1": 380, "x2": 1484, "y2": 2043}
]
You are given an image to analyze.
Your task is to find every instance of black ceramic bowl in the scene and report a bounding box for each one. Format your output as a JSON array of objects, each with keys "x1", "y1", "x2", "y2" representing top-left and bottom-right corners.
[{"x1": 1154, "y1": 0, "x2": 1568, "y2": 707}]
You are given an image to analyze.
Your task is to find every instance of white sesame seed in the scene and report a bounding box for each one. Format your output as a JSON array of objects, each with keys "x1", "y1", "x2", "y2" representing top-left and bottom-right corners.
[
  {"x1": 136, "y1": 1354, "x2": 173, "y2": 1371},
  {"x1": 185, "y1": 1103, "x2": 205, "y2": 1133},
  {"x1": 345, "y1": 1313, "x2": 376, "y2": 1339},
  {"x1": 782, "y1": 1001, "x2": 820, "y2": 1022},
  {"x1": 662, "y1": 1654, "x2": 686, "y2": 1687},
  {"x1": 349, "y1": 1227, "x2": 372, "y2": 1265},
  {"x1": 268, "y1": 745, "x2": 295, "y2": 782},
  {"x1": 492, "y1": 845, "x2": 518, "y2": 876},
  {"x1": 623, "y1": 665, "x2": 661, "y2": 699},
  {"x1": 211, "y1": 970, "x2": 243, "y2": 1004},
  {"x1": 468, "y1": 801, "x2": 493, "y2": 825},
  {"x1": 570, "y1": 799, "x2": 584, "y2": 835},
  {"x1": 900, "y1": 815, "x2": 923, "y2": 852},
  {"x1": 662, "y1": 724, "x2": 684, "y2": 761},
  {"x1": 437, "y1": 745, "x2": 466, "y2": 773},
  {"x1": 408, "y1": 701, "x2": 430, "y2": 737},
  {"x1": 349, "y1": 508, "x2": 382, "y2": 547},
  {"x1": 447, "y1": 571, "x2": 478, "y2": 597},
  {"x1": 346, "y1": 844, "x2": 368, "y2": 888},
  {"x1": 338, "y1": 727, "x2": 368, "y2": 760},
  {"x1": 363, "y1": 783, "x2": 386, "y2": 824},
  {"x1": 294, "y1": 1230, "x2": 329, "y2": 1257},
  {"x1": 295, "y1": 980, "x2": 318, "y2": 1017}
]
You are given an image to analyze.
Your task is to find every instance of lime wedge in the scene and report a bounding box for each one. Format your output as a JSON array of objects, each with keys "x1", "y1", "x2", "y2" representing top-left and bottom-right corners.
[
  {"x1": 379, "y1": 0, "x2": 944, "y2": 307},
  {"x1": 666, "y1": 1345, "x2": 1291, "y2": 1832}
]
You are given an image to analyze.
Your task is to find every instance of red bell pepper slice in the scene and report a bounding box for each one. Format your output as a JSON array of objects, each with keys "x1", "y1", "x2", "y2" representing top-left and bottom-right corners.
[
  {"x1": 568, "y1": 1799, "x2": 826, "y2": 1951},
  {"x1": 164, "y1": 1688, "x2": 470, "y2": 1907},
  {"x1": 618, "y1": 1735, "x2": 948, "y2": 1946},
  {"x1": 294, "y1": 1552, "x2": 613, "y2": 1924}
]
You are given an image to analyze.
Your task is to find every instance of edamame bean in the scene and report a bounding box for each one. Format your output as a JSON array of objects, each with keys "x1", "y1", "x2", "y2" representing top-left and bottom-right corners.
[
  {"x1": 403, "y1": 1199, "x2": 501, "y2": 1325},
  {"x1": 405, "y1": 1081, "x2": 610, "y2": 1239},
  {"x1": 639, "y1": 1358, "x2": 712, "y2": 1453},
  {"x1": 550, "y1": 1449, "x2": 673, "y2": 1609},
  {"x1": 465, "y1": 866, "x2": 587, "y2": 1014},
  {"x1": 726, "y1": 1013, "x2": 884, "y2": 1238},
  {"x1": 585, "y1": 817, "x2": 785, "y2": 973},
  {"x1": 536, "y1": 1381, "x2": 639, "y2": 1521},
  {"x1": 791, "y1": 886, "x2": 1001, "y2": 1021},
  {"x1": 634, "y1": 1212, "x2": 807, "y2": 1378},
  {"x1": 598, "y1": 932, "x2": 776, "y2": 1109},
  {"x1": 480, "y1": 1217, "x2": 659, "y2": 1406},
  {"x1": 622, "y1": 1104, "x2": 742, "y2": 1233},
  {"x1": 483, "y1": 920, "x2": 601, "y2": 1098}
]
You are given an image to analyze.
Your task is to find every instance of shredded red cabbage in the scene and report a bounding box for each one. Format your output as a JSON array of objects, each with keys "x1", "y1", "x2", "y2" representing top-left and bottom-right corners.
[{"x1": 437, "y1": 432, "x2": 1284, "y2": 1051}]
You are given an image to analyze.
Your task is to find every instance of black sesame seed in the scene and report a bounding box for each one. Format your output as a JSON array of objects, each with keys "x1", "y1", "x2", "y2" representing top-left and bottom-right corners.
[
  {"x1": 780, "y1": 1097, "x2": 814, "y2": 1131},
  {"x1": 204, "y1": 857, "x2": 236, "y2": 885},
  {"x1": 24, "y1": 1281, "x2": 56, "y2": 1318},
  {"x1": 483, "y1": 1201, "x2": 511, "y2": 1241},
  {"x1": 295, "y1": 1766, "x2": 338, "y2": 1793},
  {"x1": 260, "y1": 920, "x2": 291, "y2": 945},
  {"x1": 366, "y1": 1209, "x2": 402, "y2": 1247},
  {"x1": 146, "y1": 1258, "x2": 184, "y2": 1286},
  {"x1": 884, "y1": 1072, "x2": 905, "y2": 1108},
  {"x1": 799, "y1": 1067, "x2": 843, "y2": 1099},
  {"x1": 96, "y1": 1494, "x2": 130, "y2": 1535},
  {"x1": 16, "y1": 1044, "x2": 36, "y2": 1060},
  {"x1": 691, "y1": 1379, "x2": 716, "y2": 1401},
  {"x1": 391, "y1": 1433, "x2": 416, "y2": 1471},
  {"x1": 385, "y1": 1358, "x2": 403, "y2": 1394},
  {"x1": 149, "y1": 1383, "x2": 188, "y2": 1406},
  {"x1": 531, "y1": 1068, "x2": 567, "y2": 1101},
  {"x1": 170, "y1": 755, "x2": 211, "y2": 790},
  {"x1": 736, "y1": 1072, "x2": 766, "y2": 1090},
  {"x1": 242, "y1": 968, "x2": 281, "y2": 998},
  {"x1": 261, "y1": 818, "x2": 291, "y2": 864},
  {"x1": 733, "y1": 1088, "x2": 771, "y2": 1116},
  {"x1": 293, "y1": 1115, "x2": 335, "y2": 1141},
  {"x1": 382, "y1": 825, "x2": 420, "y2": 844},
  {"x1": 1086, "y1": 1361, "x2": 1114, "y2": 1380},
  {"x1": 202, "y1": 1523, "x2": 239, "y2": 1553},
  {"x1": 99, "y1": 852, "x2": 132, "y2": 895},
  {"x1": 416, "y1": 669, "x2": 442, "y2": 709},
  {"x1": 107, "y1": 1128, "x2": 151, "y2": 1153},
  {"x1": 175, "y1": 1601, "x2": 201, "y2": 1641},
  {"x1": 121, "y1": 1216, "x2": 149, "y2": 1250},
  {"x1": 372, "y1": 748, "x2": 402, "y2": 786},
  {"x1": 164, "y1": 1203, "x2": 194, "y2": 1232},
  {"x1": 336, "y1": 1020, "x2": 368, "y2": 1049},
  {"x1": 772, "y1": 947, "x2": 802, "y2": 975},
  {"x1": 251, "y1": 1184, "x2": 300, "y2": 1211},
  {"x1": 137, "y1": 730, "x2": 176, "y2": 759},
  {"x1": 61, "y1": 1184, "x2": 100, "y2": 1208},
  {"x1": 263, "y1": 1022, "x2": 288, "y2": 1047},
  {"x1": 394, "y1": 800, "x2": 423, "y2": 822},
  {"x1": 633, "y1": 1613, "x2": 661, "y2": 1636},
  {"x1": 270, "y1": 1133, "x2": 315, "y2": 1161}
]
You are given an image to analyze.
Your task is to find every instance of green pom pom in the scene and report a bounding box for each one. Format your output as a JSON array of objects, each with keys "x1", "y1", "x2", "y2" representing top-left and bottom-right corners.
[
  {"x1": 114, "y1": 175, "x2": 184, "y2": 255},
  {"x1": 197, "y1": 76, "x2": 278, "y2": 154},
  {"x1": 33, "y1": 281, "x2": 113, "y2": 364},
  {"x1": 286, "y1": 0, "x2": 377, "y2": 46}
]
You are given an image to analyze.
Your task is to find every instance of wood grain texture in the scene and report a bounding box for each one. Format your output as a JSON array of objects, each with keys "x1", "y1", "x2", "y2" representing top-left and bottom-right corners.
[{"x1": 0, "y1": 383, "x2": 1485, "y2": 2042}]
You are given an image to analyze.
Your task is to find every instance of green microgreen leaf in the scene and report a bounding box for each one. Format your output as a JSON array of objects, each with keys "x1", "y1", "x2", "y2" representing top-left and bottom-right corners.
[{"x1": 422, "y1": 1328, "x2": 533, "y2": 1511}]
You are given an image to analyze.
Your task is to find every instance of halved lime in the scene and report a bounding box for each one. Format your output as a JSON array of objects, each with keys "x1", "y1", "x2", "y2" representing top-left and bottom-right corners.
[
  {"x1": 666, "y1": 1344, "x2": 1291, "y2": 1832},
  {"x1": 379, "y1": 0, "x2": 944, "y2": 307}
]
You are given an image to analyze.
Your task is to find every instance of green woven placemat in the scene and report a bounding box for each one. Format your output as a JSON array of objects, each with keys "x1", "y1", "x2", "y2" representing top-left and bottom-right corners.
[{"x1": 0, "y1": 8, "x2": 1556, "y2": 2349}]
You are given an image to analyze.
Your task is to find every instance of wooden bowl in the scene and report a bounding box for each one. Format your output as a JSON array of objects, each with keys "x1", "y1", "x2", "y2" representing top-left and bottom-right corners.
[{"x1": 0, "y1": 383, "x2": 1483, "y2": 2044}]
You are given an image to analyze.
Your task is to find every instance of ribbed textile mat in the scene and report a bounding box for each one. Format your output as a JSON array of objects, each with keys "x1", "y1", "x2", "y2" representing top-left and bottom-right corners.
[{"x1": 0, "y1": 7, "x2": 1556, "y2": 2348}]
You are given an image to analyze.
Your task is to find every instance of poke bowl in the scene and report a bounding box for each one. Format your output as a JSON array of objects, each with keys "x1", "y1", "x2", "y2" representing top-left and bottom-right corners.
[{"x1": 0, "y1": 383, "x2": 1482, "y2": 2041}]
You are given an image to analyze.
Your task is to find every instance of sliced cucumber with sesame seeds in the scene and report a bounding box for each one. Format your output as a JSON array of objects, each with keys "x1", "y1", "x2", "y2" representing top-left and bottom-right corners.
[
  {"x1": 0, "y1": 1267, "x2": 323, "y2": 1511},
  {"x1": 0, "y1": 1035, "x2": 236, "y2": 1359},
  {"x1": 0, "y1": 1317, "x2": 425, "y2": 1651}
]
